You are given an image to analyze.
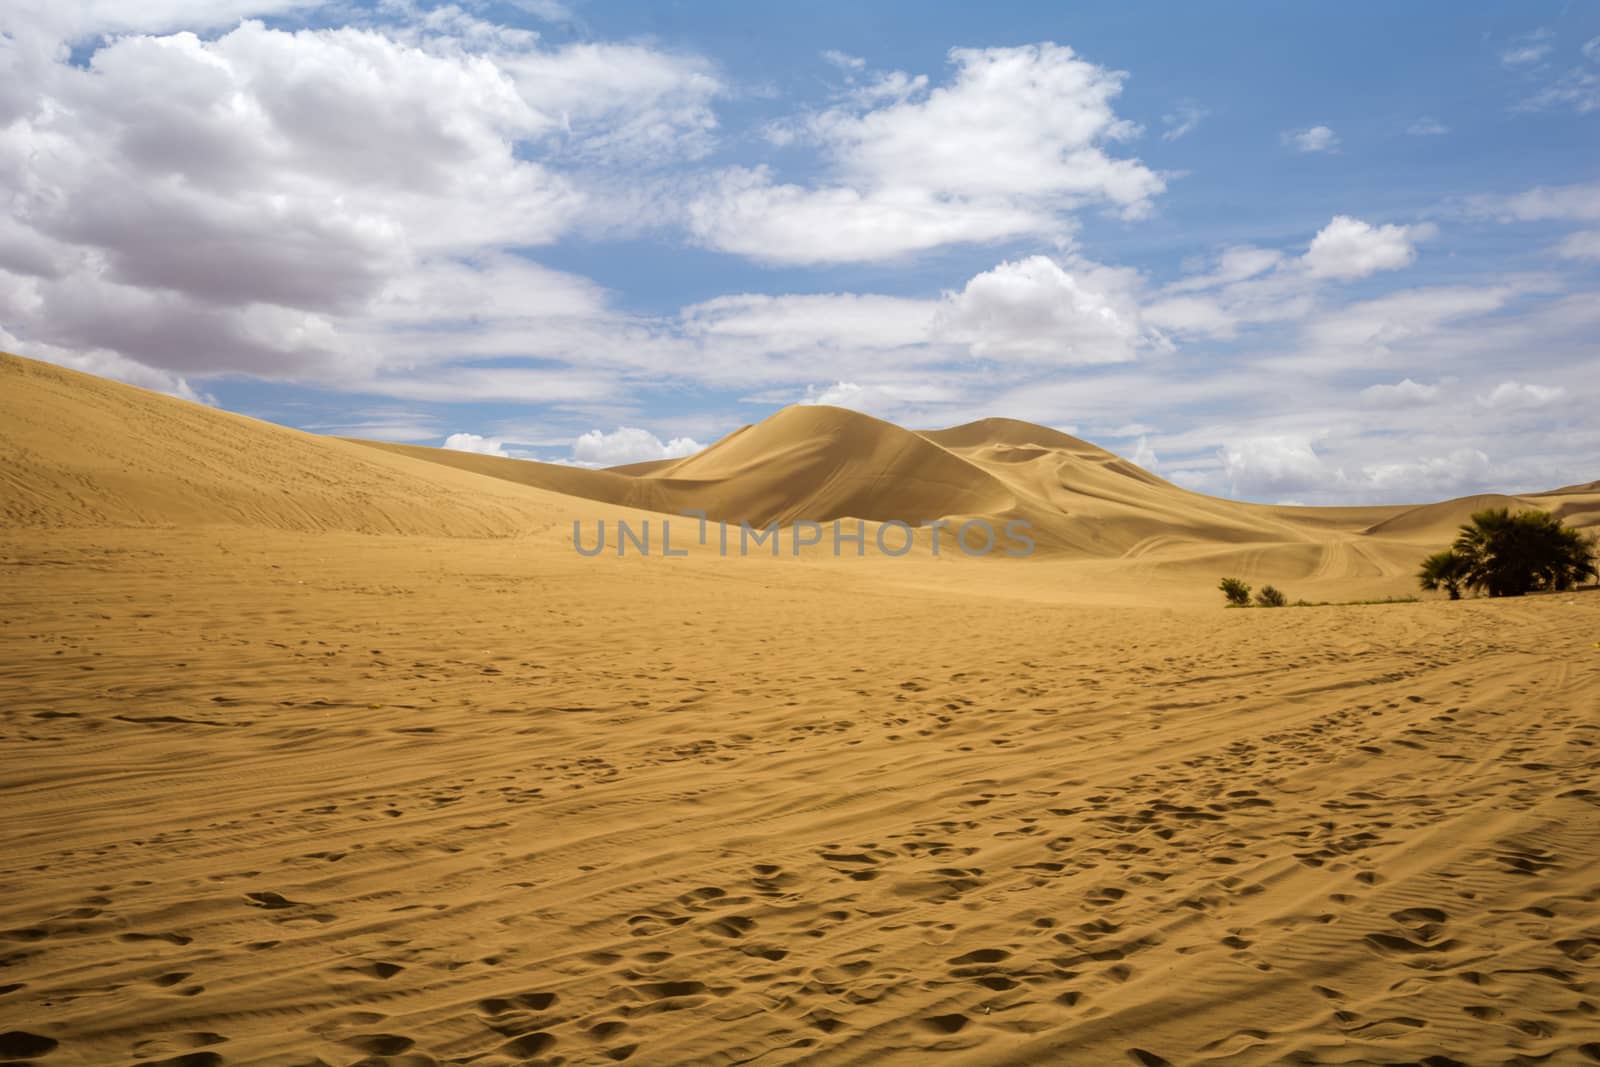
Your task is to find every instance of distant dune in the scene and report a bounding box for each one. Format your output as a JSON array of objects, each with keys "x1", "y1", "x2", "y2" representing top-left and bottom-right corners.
[{"x1": 6, "y1": 349, "x2": 1594, "y2": 580}]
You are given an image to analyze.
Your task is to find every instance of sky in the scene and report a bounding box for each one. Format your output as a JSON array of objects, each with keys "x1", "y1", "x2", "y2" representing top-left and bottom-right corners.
[{"x1": 1, "y1": 0, "x2": 1597, "y2": 504}]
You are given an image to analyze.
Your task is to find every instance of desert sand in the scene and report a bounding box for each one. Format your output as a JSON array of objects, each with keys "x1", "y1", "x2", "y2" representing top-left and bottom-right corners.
[{"x1": 2, "y1": 350, "x2": 1598, "y2": 1066}]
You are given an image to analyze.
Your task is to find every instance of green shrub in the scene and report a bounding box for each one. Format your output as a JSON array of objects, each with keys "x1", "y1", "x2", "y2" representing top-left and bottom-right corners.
[
  {"x1": 1417, "y1": 548, "x2": 1470, "y2": 600},
  {"x1": 1218, "y1": 577, "x2": 1251, "y2": 606},
  {"x1": 1440, "y1": 508, "x2": 1598, "y2": 598},
  {"x1": 1254, "y1": 584, "x2": 1287, "y2": 608}
]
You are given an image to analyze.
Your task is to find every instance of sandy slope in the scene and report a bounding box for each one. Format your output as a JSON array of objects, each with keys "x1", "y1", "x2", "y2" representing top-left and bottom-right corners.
[{"x1": 2, "y1": 352, "x2": 1599, "y2": 1066}]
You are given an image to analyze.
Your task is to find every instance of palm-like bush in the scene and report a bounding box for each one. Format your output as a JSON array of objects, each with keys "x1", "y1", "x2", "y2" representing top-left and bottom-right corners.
[
  {"x1": 1429, "y1": 508, "x2": 1598, "y2": 598},
  {"x1": 1416, "y1": 549, "x2": 1470, "y2": 600}
]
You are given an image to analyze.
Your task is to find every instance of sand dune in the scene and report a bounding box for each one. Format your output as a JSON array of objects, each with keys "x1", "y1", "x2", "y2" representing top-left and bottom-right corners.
[
  {"x1": 1360, "y1": 494, "x2": 1543, "y2": 542},
  {"x1": 0, "y1": 354, "x2": 604, "y2": 538},
  {"x1": 355, "y1": 406, "x2": 1394, "y2": 560},
  {"x1": 351, "y1": 390, "x2": 1598, "y2": 571},
  {"x1": 2, "y1": 351, "x2": 1599, "y2": 1066}
]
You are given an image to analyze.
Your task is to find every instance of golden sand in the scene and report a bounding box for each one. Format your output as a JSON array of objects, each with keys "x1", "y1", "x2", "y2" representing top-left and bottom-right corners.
[{"x1": 2, "y1": 352, "x2": 1597, "y2": 1065}]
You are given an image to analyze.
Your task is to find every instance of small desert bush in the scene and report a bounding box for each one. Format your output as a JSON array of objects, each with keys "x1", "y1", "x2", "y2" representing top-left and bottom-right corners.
[
  {"x1": 1218, "y1": 577, "x2": 1251, "y2": 606},
  {"x1": 1254, "y1": 584, "x2": 1288, "y2": 608}
]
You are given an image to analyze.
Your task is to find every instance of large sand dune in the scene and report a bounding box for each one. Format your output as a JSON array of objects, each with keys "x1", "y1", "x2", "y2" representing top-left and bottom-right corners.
[{"x1": 2, "y1": 351, "x2": 1598, "y2": 1066}]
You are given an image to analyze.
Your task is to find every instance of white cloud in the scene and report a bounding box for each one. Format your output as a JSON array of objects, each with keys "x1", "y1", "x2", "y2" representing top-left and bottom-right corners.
[
  {"x1": 444, "y1": 432, "x2": 511, "y2": 457},
  {"x1": 1161, "y1": 102, "x2": 1207, "y2": 141},
  {"x1": 1189, "y1": 432, "x2": 1511, "y2": 504},
  {"x1": 306, "y1": 409, "x2": 440, "y2": 442},
  {"x1": 1361, "y1": 449, "x2": 1490, "y2": 495},
  {"x1": 1360, "y1": 378, "x2": 1441, "y2": 407},
  {"x1": 788, "y1": 378, "x2": 968, "y2": 421},
  {"x1": 1219, "y1": 436, "x2": 1329, "y2": 498},
  {"x1": 1476, "y1": 181, "x2": 1600, "y2": 221},
  {"x1": 1478, "y1": 381, "x2": 1566, "y2": 409},
  {"x1": 686, "y1": 43, "x2": 1163, "y2": 264},
  {"x1": 8, "y1": 0, "x2": 320, "y2": 41},
  {"x1": 0, "y1": 324, "x2": 211, "y2": 403},
  {"x1": 1407, "y1": 117, "x2": 1449, "y2": 136},
  {"x1": 499, "y1": 44, "x2": 726, "y2": 164},
  {"x1": 1501, "y1": 29, "x2": 1553, "y2": 67},
  {"x1": 571, "y1": 426, "x2": 704, "y2": 467},
  {"x1": 1163, "y1": 246, "x2": 1283, "y2": 293},
  {"x1": 1554, "y1": 230, "x2": 1600, "y2": 260},
  {"x1": 1132, "y1": 435, "x2": 1160, "y2": 470},
  {"x1": 681, "y1": 292, "x2": 935, "y2": 351},
  {"x1": 934, "y1": 255, "x2": 1147, "y2": 363},
  {"x1": 1303, "y1": 285, "x2": 1517, "y2": 351},
  {"x1": 1145, "y1": 218, "x2": 1433, "y2": 341},
  {"x1": 364, "y1": 365, "x2": 621, "y2": 404},
  {"x1": 1521, "y1": 68, "x2": 1600, "y2": 114},
  {"x1": 1586, "y1": 36, "x2": 1600, "y2": 62},
  {"x1": 1143, "y1": 295, "x2": 1241, "y2": 339},
  {"x1": 821, "y1": 49, "x2": 865, "y2": 72},
  {"x1": 802, "y1": 381, "x2": 868, "y2": 408},
  {"x1": 685, "y1": 168, "x2": 1047, "y2": 265},
  {"x1": 0, "y1": 11, "x2": 733, "y2": 395},
  {"x1": 1282, "y1": 125, "x2": 1339, "y2": 153},
  {"x1": 505, "y1": 0, "x2": 575, "y2": 23},
  {"x1": 1303, "y1": 216, "x2": 1434, "y2": 280}
]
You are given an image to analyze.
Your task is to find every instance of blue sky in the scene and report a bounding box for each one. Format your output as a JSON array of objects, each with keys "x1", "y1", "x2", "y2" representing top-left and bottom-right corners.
[{"x1": 1, "y1": 0, "x2": 1596, "y2": 502}]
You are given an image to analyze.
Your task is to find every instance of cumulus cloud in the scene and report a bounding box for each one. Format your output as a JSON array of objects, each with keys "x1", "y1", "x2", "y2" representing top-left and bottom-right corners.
[
  {"x1": 9, "y1": 0, "x2": 320, "y2": 41},
  {"x1": 1282, "y1": 125, "x2": 1339, "y2": 153},
  {"x1": 802, "y1": 381, "x2": 868, "y2": 408},
  {"x1": 571, "y1": 427, "x2": 704, "y2": 467},
  {"x1": 1302, "y1": 216, "x2": 1434, "y2": 279},
  {"x1": 1360, "y1": 378, "x2": 1442, "y2": 407},
  {"x1": 1201, "y1": 435, "x2": 1502, "y2": 503},
  {"x1": 1219, "y1": 436, "x2": 1329, "y2": 498},
  {"x1": 684, "y1": 169, "x2": 1046, "y2": 265},
  {"x1": 1361, "y1": 449, "x2": 1491, "y2": 495},
  {"x1": 1478, "y1": 381, "x2": 1566, "y2": 409},
  {"x1": 686, "y1": 43, "x2": 1163, "y2": 264},
  {"x1": 934, "y1": 255, "x2": 1147, "y2": 363},
  {"x1": 1145, "y1": 218, "x2": 1434, "y2": 341},
  {"x1": 1407, "y1": 117, "x2": 1449, "y2": 136},
  {"x1": 0, "y1": 10, "x2": 721, "y2": 391},
  {"x1": 444, "y1": 432, "x2": 511, "y2": 457},
  {"x1": 680, "y1": 253, "x2": 1155, "y2": 370},
  {"x1": 787, "y1": 378, "x2": 965, "y2": 421}
]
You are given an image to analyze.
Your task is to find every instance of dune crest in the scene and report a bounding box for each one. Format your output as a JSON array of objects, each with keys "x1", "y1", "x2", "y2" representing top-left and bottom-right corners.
[{"x1": 0, "y1": 355, "x2": 571, "y2": 536}]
